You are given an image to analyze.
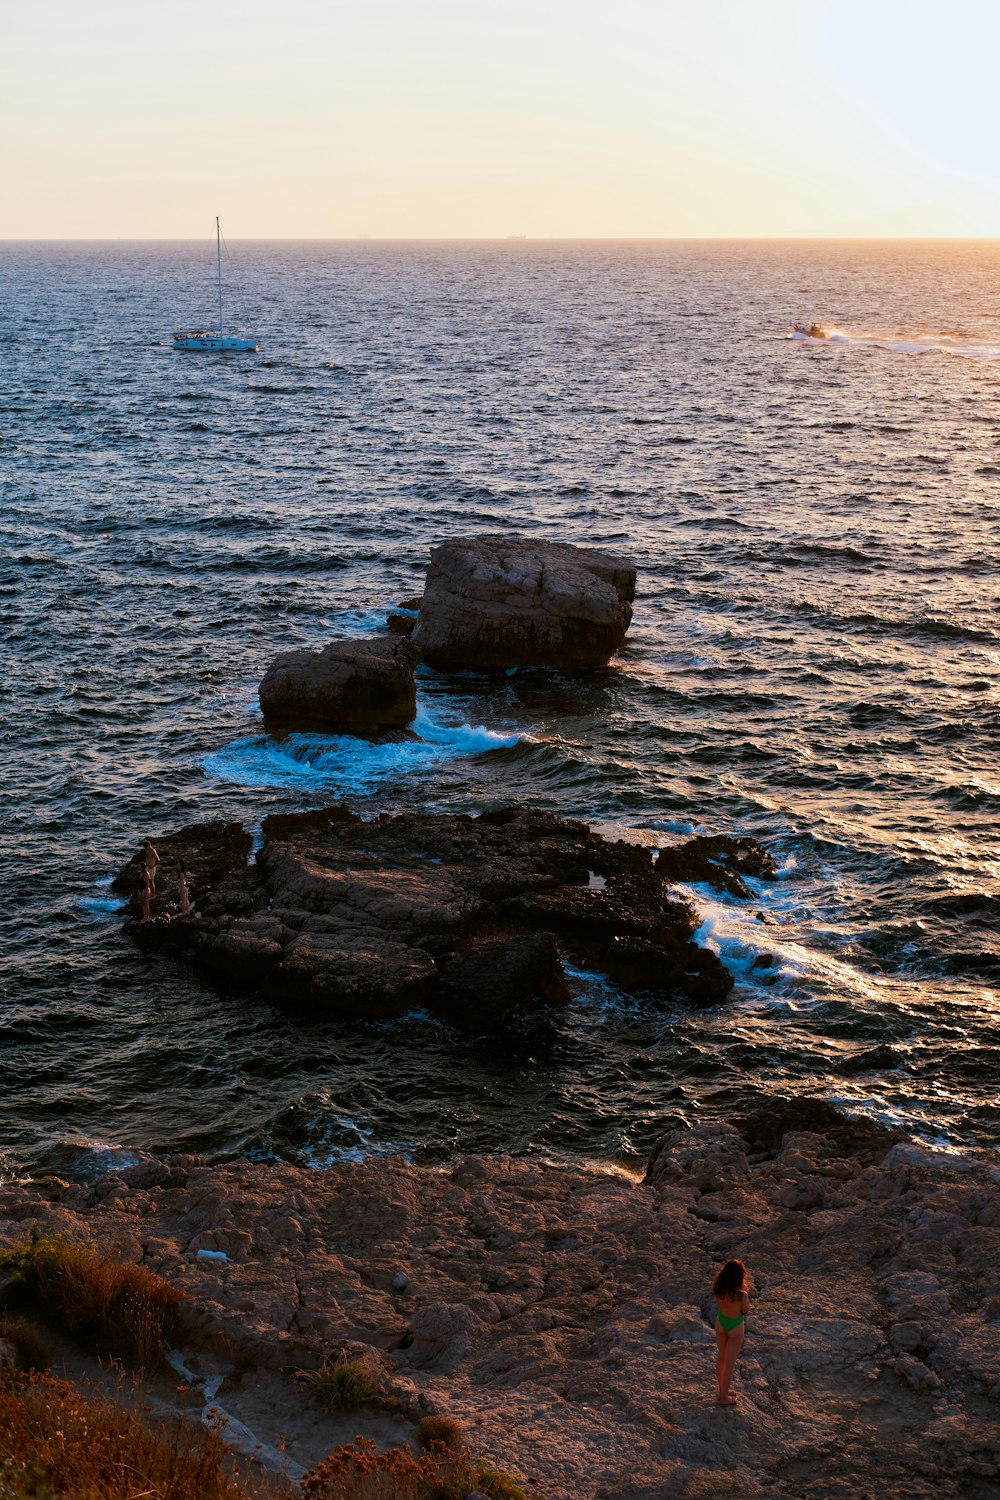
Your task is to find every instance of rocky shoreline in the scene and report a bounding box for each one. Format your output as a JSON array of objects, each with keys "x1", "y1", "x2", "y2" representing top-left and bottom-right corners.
[
  {"x1": 6, "y1": 1101, "x2": 999, "y2": 1498},
  {"x1": 83, "y1": 536, "x2": 999, "y2": 1493}
]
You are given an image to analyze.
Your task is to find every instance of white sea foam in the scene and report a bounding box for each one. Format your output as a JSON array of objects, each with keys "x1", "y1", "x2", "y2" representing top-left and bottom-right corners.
[
  {"x1": 326, "y1": 605, "x2": 405, "y2": 637},
  {"x1": 201, "y1": 702, "x2": 522, "y2": 794},
  {"x1": 561, "y1": 962, "x2": 640, "y2": 1014},
  {"x1": 298, "y1": 1108, "x2": 405, "y2": 1169},
  {"x1": 66, "y1": 1142, "x2": 142, "y2": 1178},
  {"x1": 686, "y1": 888, "x2": 791, "y2": 986},
  {"x1": 77, "y1": 895, "x2": 127, "y2": 917},
  {"x1": 684, "y1": 880, "x2": 904, "y2": 1012},
  {"x1": 824, "y1": 1094, "x2": 969, "y2": 1155}
]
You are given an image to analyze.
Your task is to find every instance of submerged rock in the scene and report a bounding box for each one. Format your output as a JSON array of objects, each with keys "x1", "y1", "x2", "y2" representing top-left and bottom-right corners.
[
  {"x1": 258, "y1": 635, "x2": 419, "y2": 733},
  {"x1": 733, "y1": 1095, "x2": 906, "y2": 1161},
  {"x1": 116, "y1": 807, "x2": 766, "y2": 1027},
  {"x1": 410, "y1": 535, "x2": 637, "y2": 670},
  {"x1": 433, "y1": 933, "x2": 569, "y2": 1030}
]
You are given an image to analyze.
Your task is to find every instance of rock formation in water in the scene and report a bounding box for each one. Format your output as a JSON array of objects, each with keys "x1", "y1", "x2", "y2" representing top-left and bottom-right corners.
[
  {"x1": 117, "y1": 807, "x2": 773, "y2": 1027},
  {"x1": 654, "y1": 833, "x2": 777, "y2": 898},
  {"x1": 112, "y1": 820, "x2": 253, "y2": 910},
  {"x1": 410, "y1": 535, "x2": 637, "y2": 670},
  {"x1": 258, "y1": 636, "x2": 419, "y2": 733},
  {"x1": 386, "y1": 596, "x2": 422, "y2": 636},
  {"x1": 13, "y1": 1099, "x2": 1000, "y2": 1498}
]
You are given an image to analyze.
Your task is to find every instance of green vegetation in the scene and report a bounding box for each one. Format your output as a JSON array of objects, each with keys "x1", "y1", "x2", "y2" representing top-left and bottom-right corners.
[
  {"x1": 0, "y1": 1228, "x2": 184, "y2": 1368},
  {"x1": 301, "y1": 1357, "x2": 378, "y2": 1412},
  {"x1": 0, "y1": 1369, "x2": 531, "y2": 1500},
  {"x1": 0, "y1": 1236, "x2": 531, "y2": 1499},
  {"x1": 472, "y1": 1465, "x2": 530, "y2": 1499}
]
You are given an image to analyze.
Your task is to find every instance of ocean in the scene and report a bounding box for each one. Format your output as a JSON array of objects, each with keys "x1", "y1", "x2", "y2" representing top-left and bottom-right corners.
[{"x1": 1, "y1": 238, "x2": 998, "y2": 1182}]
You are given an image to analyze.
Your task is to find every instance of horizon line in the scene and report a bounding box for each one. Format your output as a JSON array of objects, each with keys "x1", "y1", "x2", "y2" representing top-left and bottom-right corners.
[{"x1": 3, "y1": 234, "x2": 1000, "y2": 244}]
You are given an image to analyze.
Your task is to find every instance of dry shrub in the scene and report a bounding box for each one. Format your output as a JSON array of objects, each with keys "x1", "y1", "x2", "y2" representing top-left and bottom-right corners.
[
  {"x1": 300, "y1": 1437, "x2": 528, "y2": 1500},
  {"x1": 415, "y1": 1413, "x2": 465, "y2": 1452},
  {"x1": 0, "y1": 1369, "x2": 281, "y2": 1500},
  {"x1": 0, "y1": 1318, "x2": 50, "y2": 1372},
  {"x1": 0, "y1": 1229, "x2": 184, "y2": 1368}
]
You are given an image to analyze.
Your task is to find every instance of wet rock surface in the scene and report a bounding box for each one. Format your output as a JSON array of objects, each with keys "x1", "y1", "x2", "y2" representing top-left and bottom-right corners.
[
  {"x1": 117, "y1": 807, "x2": 753, "y2": 1026},
  {"x1": 8, "y1": 1104, "x2": 999, "y2": 1498},
  {"x1": 654, "y1": 834, "x2": 779, "y2": 898},
  {"x1": 258, "y1": 635, "x2": 419, "y2": 732},
  {"x1": 387, "y1": 596, "x2": 422, "y2": 636},
  {"x1": 410, "y1": 535, "x2": 637, "y2": 670}
]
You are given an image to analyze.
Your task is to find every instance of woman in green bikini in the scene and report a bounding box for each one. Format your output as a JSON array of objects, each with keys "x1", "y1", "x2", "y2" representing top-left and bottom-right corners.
[{"x1": 712, "y1": 1258, "x2": 749, "y2": 1406}]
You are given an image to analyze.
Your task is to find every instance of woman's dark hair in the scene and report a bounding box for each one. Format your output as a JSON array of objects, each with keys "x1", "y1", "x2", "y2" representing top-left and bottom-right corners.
[{"x1": 712, "y1": 1258, "x2": 747, "y2": 1299}]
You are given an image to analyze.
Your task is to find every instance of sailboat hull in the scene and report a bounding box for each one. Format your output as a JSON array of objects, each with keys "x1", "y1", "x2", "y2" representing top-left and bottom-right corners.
[{"x1": 172, "y1": 332, "x2": 257, "y2": 352}]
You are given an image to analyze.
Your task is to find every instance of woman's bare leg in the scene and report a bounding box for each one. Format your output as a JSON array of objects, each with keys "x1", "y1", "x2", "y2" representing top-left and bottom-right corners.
[
  {"x1": 718, "y1": 1326, "x2": 744, "y2": 1405},
  {"x1": 714, "y1": 1325, "x2": 727, "y2": 1398}
]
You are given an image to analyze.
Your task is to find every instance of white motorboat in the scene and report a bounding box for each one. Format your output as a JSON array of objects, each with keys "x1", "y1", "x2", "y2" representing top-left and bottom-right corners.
[{"x1": 173, "y1": 218, "x2": 257, "y2": 352}]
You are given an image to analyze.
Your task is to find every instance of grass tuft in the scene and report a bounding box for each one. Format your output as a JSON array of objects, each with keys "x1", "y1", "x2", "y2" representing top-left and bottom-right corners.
[
  {"x1": 415, "y1": 1413, "x2": 465, "y2": 1452},
  {"x1": 0, "y1": 1228, "x2": 184, "y2": 1368},
  {"x1": 0, "y1": 1318, "x2": 51, "y2": 1373},
  {"x1": 473, "y1": 1464, "x2": 530, "y2": 1499},
  {"x1": 301, "y1": 1357, "x2": 377, "y2": 1412}
]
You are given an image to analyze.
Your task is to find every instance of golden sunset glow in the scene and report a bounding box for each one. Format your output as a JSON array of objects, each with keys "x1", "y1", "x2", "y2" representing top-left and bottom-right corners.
[{"x1": 3, "y1": 0, "x2": 999, "y2": 238}]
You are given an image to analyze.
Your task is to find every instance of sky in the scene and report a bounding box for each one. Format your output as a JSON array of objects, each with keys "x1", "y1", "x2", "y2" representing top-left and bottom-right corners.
[{"x1": 3, "y1": 0, "x2": 999, "y2": 238}]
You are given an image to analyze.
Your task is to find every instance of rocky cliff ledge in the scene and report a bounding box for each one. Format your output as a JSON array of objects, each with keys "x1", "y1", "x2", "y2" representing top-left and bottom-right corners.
[
  {"x1": 10, "y1": 1102, "x2": 1000, "y2": 1498},
  {"x1": 116, "y1": 808, "x2": 775, "y2": 1025}
]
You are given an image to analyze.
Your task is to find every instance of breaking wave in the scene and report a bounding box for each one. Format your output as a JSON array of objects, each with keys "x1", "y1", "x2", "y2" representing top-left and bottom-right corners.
[{"x1": 201, "y1": 704, "x2": 523, "y2": 794}]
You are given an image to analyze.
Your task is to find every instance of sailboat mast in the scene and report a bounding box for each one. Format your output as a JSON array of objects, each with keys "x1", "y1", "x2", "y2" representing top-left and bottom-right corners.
[{"x1": 216, "y1": 216, "x2": 223, "y2": 338}]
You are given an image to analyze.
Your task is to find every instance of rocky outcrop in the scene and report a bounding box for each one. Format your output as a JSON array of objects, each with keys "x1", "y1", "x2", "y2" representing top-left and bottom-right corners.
[
  {"x1": 118, "y1": 807, "x2": 761, "y2": 1026},
  {"x1": 111, "y1": 820, "x2": 252, "y2": 923},
  {"x1": 258, "y1": 636, "x2": 419, "y2": 732},
  {"x1": 433, "y1": 933, "x2": 569, "y2": 1028},
  {"x1": 410, "y1": 536, "x2": 637, "y2": 670},
  {"x1": 655, "y1": 833, "x2": 778, "y2": 898},
  {"x1": 10, "y1": 1106, "x2": 1000, "y2": 1499},
  {"x1": 387, "y1": 597, "x2": 422, "y2": 637}
]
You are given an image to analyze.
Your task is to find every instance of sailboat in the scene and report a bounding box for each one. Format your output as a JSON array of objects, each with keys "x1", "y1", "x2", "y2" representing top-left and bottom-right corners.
[{"x1": 173, "y1": 218, "x2": 257, "y2": 352}]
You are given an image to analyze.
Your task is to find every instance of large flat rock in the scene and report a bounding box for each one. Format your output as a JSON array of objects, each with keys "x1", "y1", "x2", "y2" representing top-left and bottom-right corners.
[
  {"x1": 410, "y1": 535, "x2": 637, "y2": 670},
  {"x1": 117, "y1": 807, "x2": 768, "y2": 1026}
]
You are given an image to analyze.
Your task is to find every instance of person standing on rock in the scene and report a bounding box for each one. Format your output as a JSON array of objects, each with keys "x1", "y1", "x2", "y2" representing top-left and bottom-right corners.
[
  {"x1": 142, "y1": 839, "x2": 160, "y2": 892},
  {"x1": 712, "y1": 1258, "x2": 749, "y2": 1406},
  {"x1": 138, "y1": 867, "x2": 153, "y2": 923},
  {"x1": 177, "y1": 863, "x2": 192, "y2": 916}
]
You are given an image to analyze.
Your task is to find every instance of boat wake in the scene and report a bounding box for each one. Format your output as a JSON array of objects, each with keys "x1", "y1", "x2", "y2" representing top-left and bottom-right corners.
[{"x1": 791, "y1": 322, "x2": 1000, "y2": 359}]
